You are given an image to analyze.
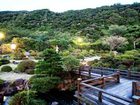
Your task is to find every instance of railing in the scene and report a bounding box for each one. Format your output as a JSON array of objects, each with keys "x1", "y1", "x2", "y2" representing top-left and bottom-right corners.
[
  {"x1": 80, "y1": 82, "x2": 132, "y2": 104},
  {"x1": 93, "y1": 67, "x2": 140, "y2": 80},
  {"x1": 132, "y1": 82, "x2": 140, "y2": 104},
  {"x1": 82, "y1": 72, "x2": 120, "y2": 86},
  {"x1": 78, "y1": 66, "x2": 140, "y2": 80},
  {"x1": 76, "y1": 66, "x2": 139, "y2": 104},
  {"x1": 132, "y1": 82, "x2": 140, "y2": 96},
  {"x1": 76, "y1": 77, "x2": 133, "y2": 105},
  {"x1": 78, "y1": 66, "x2": 120, "y2": 79}
]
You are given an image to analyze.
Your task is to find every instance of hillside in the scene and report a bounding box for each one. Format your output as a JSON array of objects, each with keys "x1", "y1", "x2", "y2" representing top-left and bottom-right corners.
[
  {"x1": 0, "y1": 2, "x2": 140, "y2": 105},
  {"x1": 0, "y1": 3, "x2": 139, "y2": 71},
  {"x1": 0, "y1": 3, "x2": 140, "y2": 50},
  {"x1": 0, "y1": 4, "x2": 140, "y2": 26},
  {"x1": 0, "y1": 3, "x2": 140, "y2": 31}
]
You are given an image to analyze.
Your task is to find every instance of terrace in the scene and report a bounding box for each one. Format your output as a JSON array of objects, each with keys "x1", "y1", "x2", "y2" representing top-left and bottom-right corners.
[{"x1": 75, "y1": 66, "x2": 140, "y2": 105}]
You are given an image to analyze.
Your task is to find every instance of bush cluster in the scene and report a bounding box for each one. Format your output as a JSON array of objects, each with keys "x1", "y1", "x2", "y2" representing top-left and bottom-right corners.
[
  {"x1": 29, "y1": 76, "x2": 61, "y2": 93},
  {"x1": 1, "y1": 65, "x2": 12, "y2": 72},
  {"x1": 9, "y1": 91, "x2": 46, "y2": 105},
  {"x1": 0, "y1": 59, "x2": 10, "y2": 66},
  {"x1": 91, "y1": 50, "x2": 140, "y2": 71},
  {"x1": 16, "y1": 60, "x2": 35, "y2": 74}
]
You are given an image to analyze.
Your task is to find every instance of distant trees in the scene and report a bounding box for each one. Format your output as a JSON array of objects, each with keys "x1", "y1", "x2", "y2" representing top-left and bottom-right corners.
[
  {"x1": 103, "y1": 36, "x2": 128, "y2": 52},
  {"x1": 108, "y1": 25, "x2": 127, "y2": 36},
  {"x1": 121, "y1": 8, "x2": 139, "y2": 24},
  {"x1": 1, "y1": 4, "x2": 140, "y2": 105},
  {"x1": 0, "y1": 3, "x2": 139, "y2": 71},
  {"x1": 91, "y1": 50, "x2": 140, "y2": 71},
  {"x1": 0, "y1": 3, "x2": 140, "y2": 31},
  {"x1": 12, "y1": 37, "x2": 37, "y2": 51},
  {"x1": 48, "y1": 32, "x2": 72, "y2": 51},
  {"x1": 72, "y1": 36, "x2": 91, "y2": 50}
]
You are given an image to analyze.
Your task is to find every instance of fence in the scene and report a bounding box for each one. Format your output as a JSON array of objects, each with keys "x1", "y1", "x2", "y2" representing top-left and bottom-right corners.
[{"x1": 76, "y1": 76, "x2": 133, "y2": 105}]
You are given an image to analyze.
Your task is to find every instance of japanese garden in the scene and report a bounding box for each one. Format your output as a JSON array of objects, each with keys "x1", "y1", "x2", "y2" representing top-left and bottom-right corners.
[{"x1": 0, "y1": 2, "x2": 140, "y2": 105}]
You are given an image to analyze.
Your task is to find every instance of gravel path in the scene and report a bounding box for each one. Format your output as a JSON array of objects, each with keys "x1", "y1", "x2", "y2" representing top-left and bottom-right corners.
[{"x1": 0, "y1": 72, "x2": 33, "y2": 81}]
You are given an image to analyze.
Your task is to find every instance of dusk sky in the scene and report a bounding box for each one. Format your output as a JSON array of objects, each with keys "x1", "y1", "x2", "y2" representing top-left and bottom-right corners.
[{"x1": 0, "y1": 0, "x2": 139, "y2": 12}]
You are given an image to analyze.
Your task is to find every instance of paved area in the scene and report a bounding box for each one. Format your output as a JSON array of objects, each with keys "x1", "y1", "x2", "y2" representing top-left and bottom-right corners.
[{"x1": 0, "y1": 72, "x2": 33, "y2": 81}]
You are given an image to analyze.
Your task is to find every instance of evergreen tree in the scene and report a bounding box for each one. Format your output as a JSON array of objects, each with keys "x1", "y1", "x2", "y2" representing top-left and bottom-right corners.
[{"x1": 36, "y1": 49, "x2": 63, "y2": 76}]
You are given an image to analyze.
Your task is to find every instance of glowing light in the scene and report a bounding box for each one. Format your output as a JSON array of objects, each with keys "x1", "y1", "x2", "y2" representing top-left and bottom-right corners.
[
  {"x1": 77, "y1": 37, "x2": 83, "y2": 43},
  {"x1": 0, "y1": 32, "x2": 5, "y2": 40},
  {"x1": 11, "y1": 43, "x2": 16, "y2": 50}
]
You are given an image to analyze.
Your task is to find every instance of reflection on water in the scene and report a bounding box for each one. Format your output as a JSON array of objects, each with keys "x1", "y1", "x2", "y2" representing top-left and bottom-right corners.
[{"x1": 3, "y1": 96, "x2": 10, "y2": 105}]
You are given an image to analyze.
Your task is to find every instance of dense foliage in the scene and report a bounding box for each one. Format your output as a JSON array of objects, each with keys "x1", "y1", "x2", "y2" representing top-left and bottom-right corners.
[
  {"x1": 0, "y1": 4, "x2": 139, "y2": 104},
  {"x1": 31, "y1": 49, "x2": 63, "y2": 94},
  {"x1": 29, "y1": 76, "x2": 61, "y2": 93},
  {"x1": 9, "y1": 91, "x2": 46, "y2": 105},
  {"x1": 1, "y1": 65, "x2": 12, "y2": 72},
  {"x1": 92, "y1": 50, "x2": 140, "y2": 71},
  {"x1": 0, "y1": 3, "x2": 140, "y2": 50},
  {"x1": 36, "y1": 49, "x2": 63, "y2": 76},
  {"x1": 16, "y1": 60, "x2": 35, "y2": 74},
  {"x1": 0, "y1": 59, "x2": 10, "y2": 66},
  {"x1": 63, "y1": 55, "x2": 80, "y2": 71},
  {"x1": 0, "y1": 3, "x2": 139, "y2": 71}
]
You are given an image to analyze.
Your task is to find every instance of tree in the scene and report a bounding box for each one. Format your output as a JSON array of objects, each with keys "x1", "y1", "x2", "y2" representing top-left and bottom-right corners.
[
  {"x1": 103, "y1": 36, "x2": 128, "y2": 52},
  {"x1": 92, "y1": 39, "x2": 109, "y2": 51},
  {"x1": 29, "y1": 76, "x2": 61, "y2": 93},
  {"x1": 48, "y1": 32, "x2": 72, "y2": 51},
  {"x1": 36, "y1": 49, "x2": 63, "y2": 76},
  {"x1": 63, "y1": 55, "x2": 80, "y2": 72},
  {"x1": 12, "y1": 48, "x2": 25, "y2": 60},
  {"x1": 108, "y1": 25, "x2": 127, "y2": 36},
  {"x1": 12, "y1": 37, "x2": 25, "y2": 49},
  {"x1": 72, "y1": 36, "x2": 91, "y2": 50},
  {"x1": 0, "y1": 44, "x2": 11, "y2": 54},
  {"x1": 12, "y1": 37, "x2": 37, "y2": 51}
]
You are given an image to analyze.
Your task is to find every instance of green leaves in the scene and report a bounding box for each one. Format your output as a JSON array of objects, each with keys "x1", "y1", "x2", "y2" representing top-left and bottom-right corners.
[
  {"x1": 29, "y1": 76, "x2": 61, "y2": 93},
  {"x1": 36, "y1": 49, "x2": 63, "y2": 76},
  {"x1": 63, "y1": 55, "x2": 80, "y2": 71},
  {"x1": 9, "y1": 91, "x2": 47, "y2": 105}
]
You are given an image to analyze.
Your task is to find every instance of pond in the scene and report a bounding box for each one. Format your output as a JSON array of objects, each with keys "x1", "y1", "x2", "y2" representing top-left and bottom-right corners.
[{"x1": 37, "y1": 89, "x2": 77, "y2": 105}]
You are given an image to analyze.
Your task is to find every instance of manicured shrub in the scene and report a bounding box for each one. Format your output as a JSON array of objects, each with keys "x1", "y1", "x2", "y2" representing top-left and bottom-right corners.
[
  {"x1": 16, "y1": 60, "x2": 35, "y2": 74},
  {"x1": 9, "y1": 91, "x2": 46, "y2": 105},
  {"x1": 12, "y1": 48, "x2": 25, "y2": 60},
  {"x1": 29, "y1": 50, "x2": 38, "y2": 56},
  {"x1": 1, "y1": 66, "x2": 12, "y2": 72},
  {"x1": 29, "y1": 76, "x2": 61, "y2": 93},
  {"x1": 0, "y1": 59, "x2": 10, "y2": 66}
]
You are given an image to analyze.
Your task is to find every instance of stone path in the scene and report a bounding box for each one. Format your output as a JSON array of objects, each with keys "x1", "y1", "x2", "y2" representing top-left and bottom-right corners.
[{"x1": 0, "y1": 72, "x2": 33, "y2": 81}]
